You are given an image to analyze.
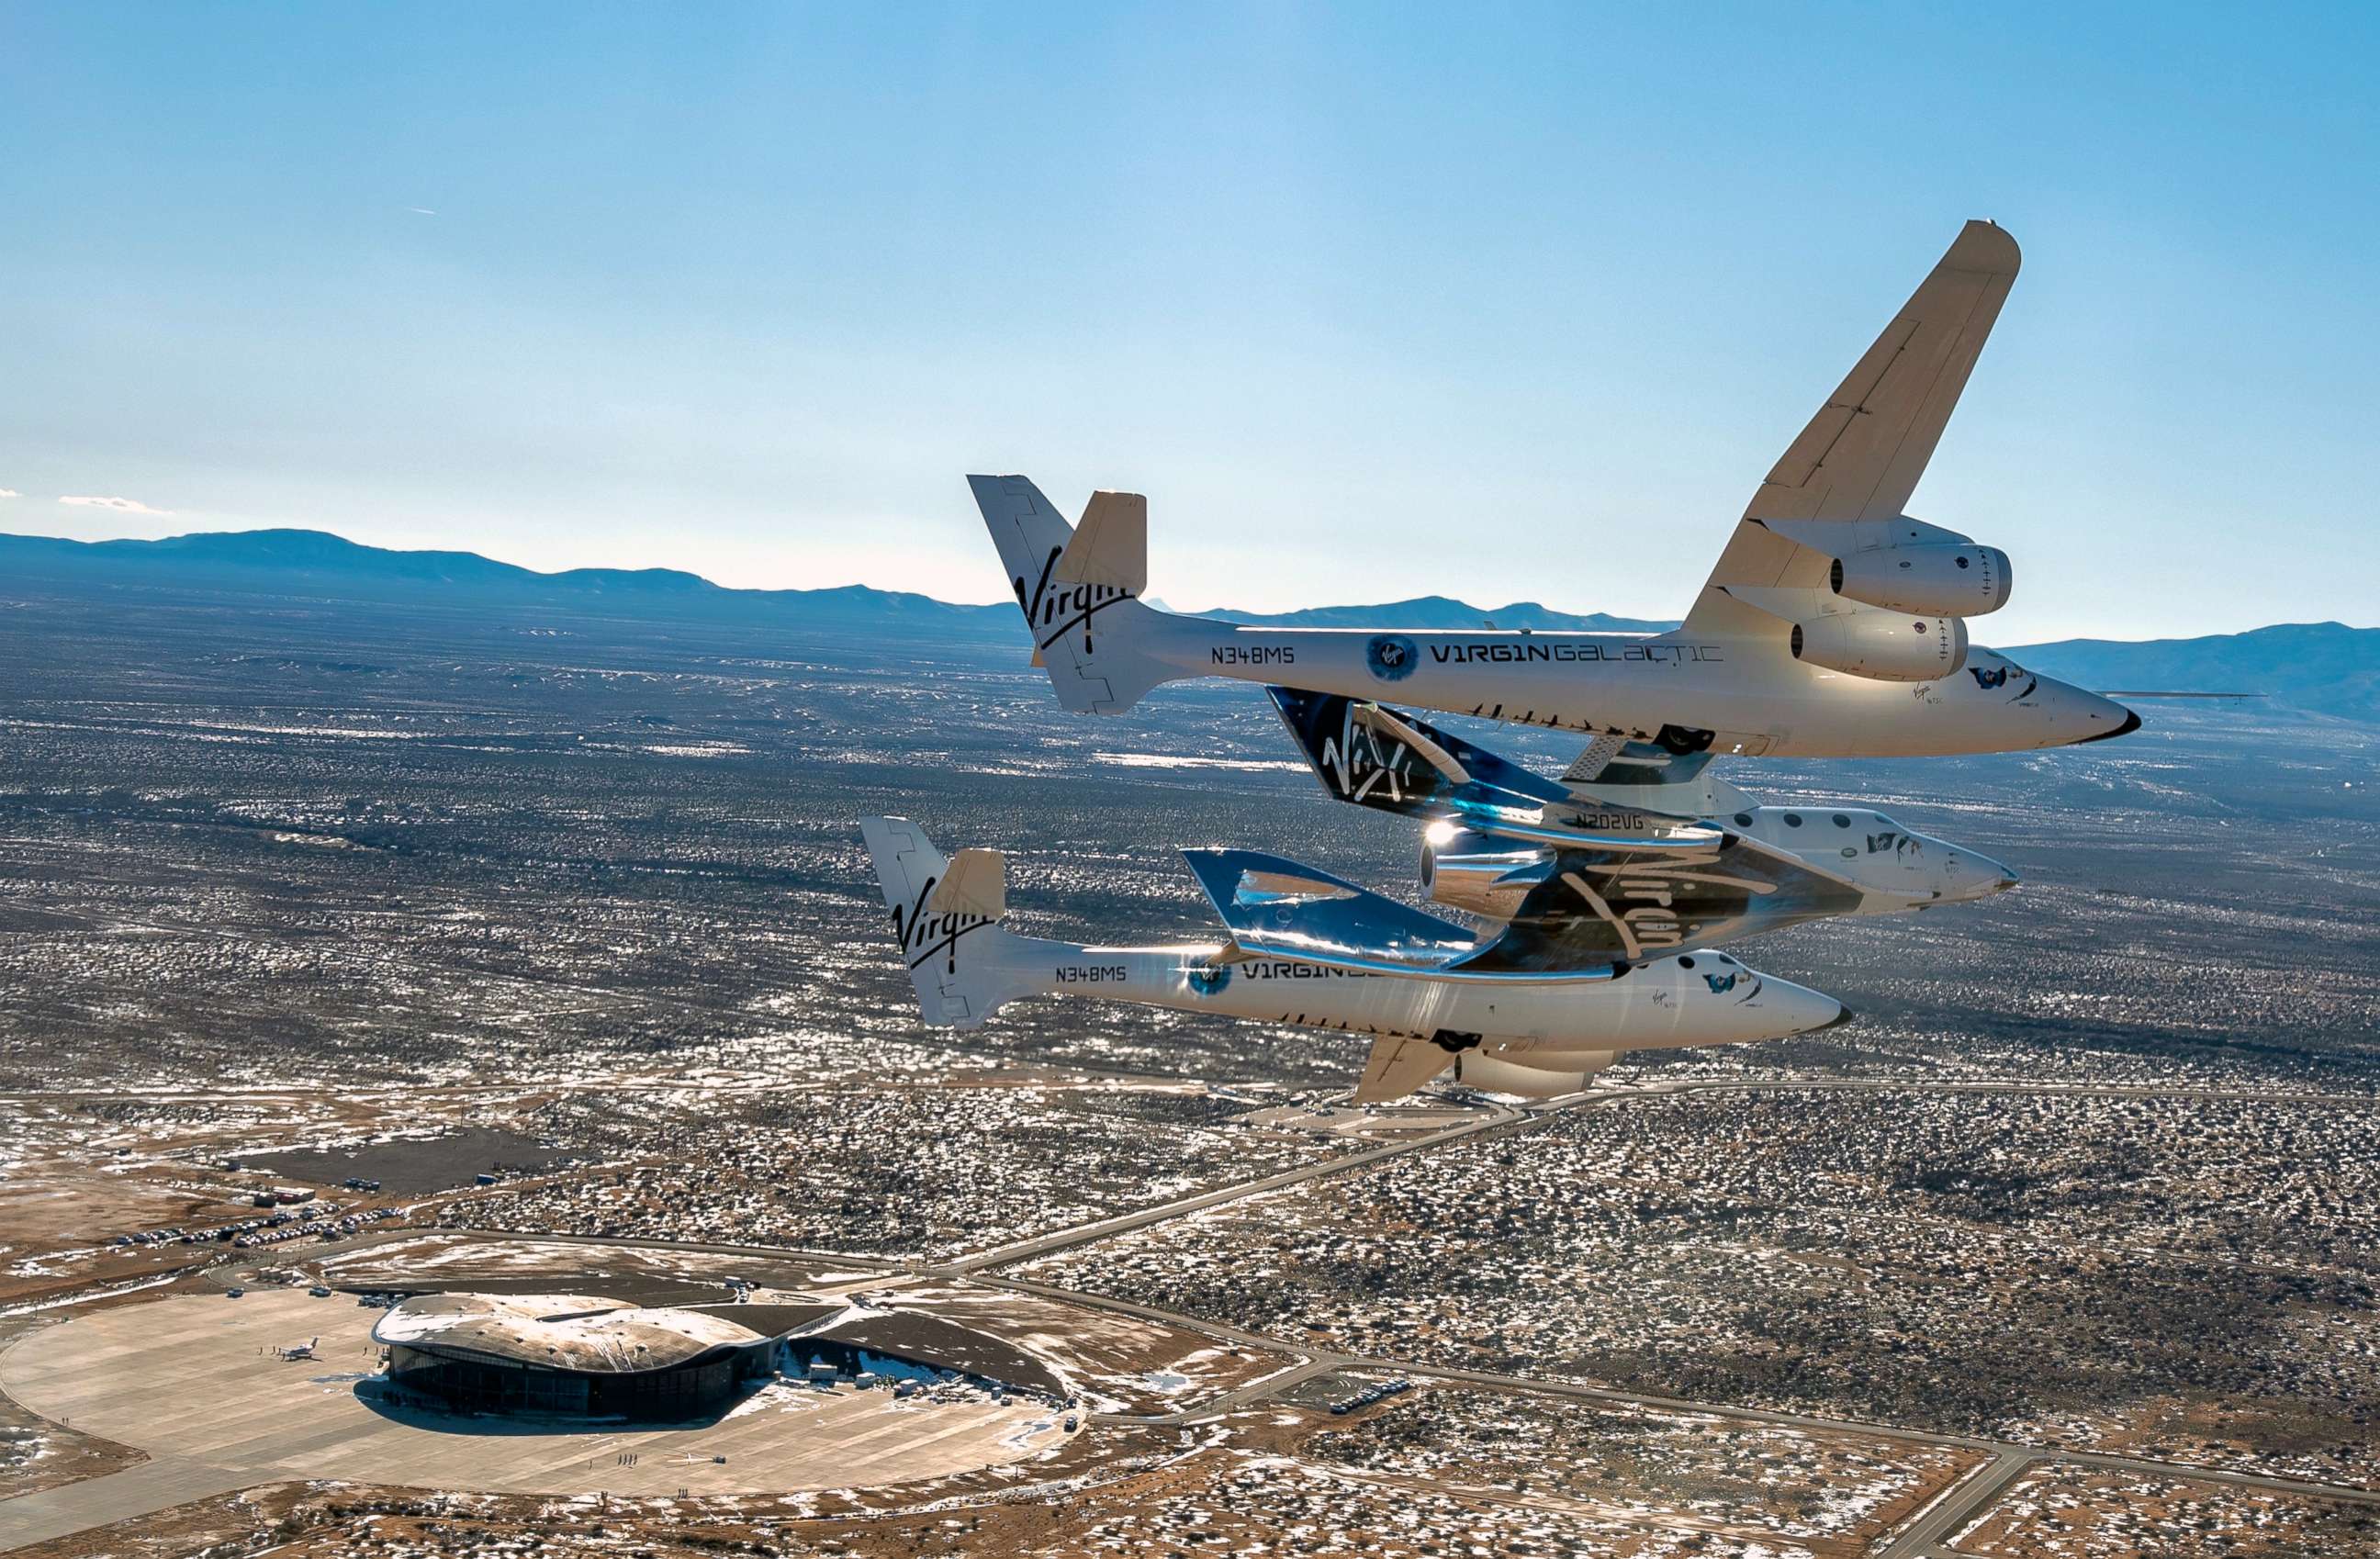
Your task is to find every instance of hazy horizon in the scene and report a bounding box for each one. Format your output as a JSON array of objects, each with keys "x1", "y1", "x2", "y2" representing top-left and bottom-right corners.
[{"x1": 6, "y1": 5, "x2": 2377, "y2": 639}]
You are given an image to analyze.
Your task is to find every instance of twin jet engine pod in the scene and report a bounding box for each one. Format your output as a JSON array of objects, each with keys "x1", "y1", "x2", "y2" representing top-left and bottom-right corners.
[
  {"x1": 1454, "y1": 1044, "x2": 1619, "y2": 1098},
  {"x1": 1791, "y1": 611, "x2": 1969, "y2": 682},
  {"x1": 1830, "y1": 543, "x2": 2012, "y2": 617},
  {"x1": 1419, "y1": 825, "x2": 1551, "y2": 921}
]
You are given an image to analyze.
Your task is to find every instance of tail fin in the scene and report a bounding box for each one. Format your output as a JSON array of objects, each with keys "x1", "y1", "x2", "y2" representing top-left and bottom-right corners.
[
  {"x1": 1266, "y1": 686, "x2": 1573, "y2": 821},
  {"x1": 967, "y1": 474, "x2": 1188, "y2": 714},
  {"x1": 859, "y1": 816, "x2": 1042, "y2": 1028}
]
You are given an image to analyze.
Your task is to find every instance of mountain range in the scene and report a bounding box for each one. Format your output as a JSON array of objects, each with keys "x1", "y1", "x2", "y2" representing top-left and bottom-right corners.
[{"x1": 6, "y1": 527, "x2": 2373, "y2": 723}]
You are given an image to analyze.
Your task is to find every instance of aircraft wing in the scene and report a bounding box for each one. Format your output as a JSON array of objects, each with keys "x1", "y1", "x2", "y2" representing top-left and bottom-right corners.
[
  {"x1": 1353, "y1": 1037, "x2": 1456, "y2": 1104},
  {"x1": 1182, "y1": 848, "x2": 1478, "y2": 975},
  {"x1": 1683, "y1": 220, "x2": 2020, "y2": 636},
  {"x1": 1455, "y1": 833, "x2": 1865, "y2": 970}
]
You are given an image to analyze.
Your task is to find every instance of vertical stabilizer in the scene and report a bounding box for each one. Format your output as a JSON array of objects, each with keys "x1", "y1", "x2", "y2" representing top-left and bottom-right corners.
[
  {"x1": 968, "y1": 474, "x2": 1188, "y2": 713},
  {"x1": 859, "y1": 816, "x2": 1040, "y2": 1027}
]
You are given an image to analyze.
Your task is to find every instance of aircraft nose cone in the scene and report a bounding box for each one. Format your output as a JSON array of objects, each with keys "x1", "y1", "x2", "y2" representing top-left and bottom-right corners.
[
  {"x1": 1970, "y1": 850, "x2": 2021, "y2": 899},
  {"x1": 2069, "y1": 702, "x2": 2142, "y2": 746},
  {"x1": 1932, "y1": 845, "x2": 2018, "y2": 903},
  {"x1": 1761, "y1": 976, "x2": 1850, "y2": 1037}
]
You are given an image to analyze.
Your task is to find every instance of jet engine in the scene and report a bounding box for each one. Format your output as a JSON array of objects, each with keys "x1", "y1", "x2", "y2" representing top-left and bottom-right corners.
[
  {"x1": 1451, "y1": 1043, "x2": 1619, "y2": 1097},
  {"x1": 1419, "y1": 827, "x2": 1551, "y2": 921},
  {"x1": 1791, "y1": 612, "x2": 1968, "y2": 681},
  {"x1": 1830, "y1": 544, "x2": 2011, "y2": 617}
]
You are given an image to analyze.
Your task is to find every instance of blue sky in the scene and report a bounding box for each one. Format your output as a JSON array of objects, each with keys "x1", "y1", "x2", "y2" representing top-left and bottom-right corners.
[{"x1": 2, "y1": 3, "x2": 2374, "y2": 640}]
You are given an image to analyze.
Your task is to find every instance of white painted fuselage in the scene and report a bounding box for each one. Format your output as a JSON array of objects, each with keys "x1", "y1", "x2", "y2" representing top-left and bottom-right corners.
[
  {"x1": 967, "y1": 934, "x2": 1842, "y2": 1054},
  {"x1": 1130, "y1": 613, "x2": 2132, "y2": 757}
]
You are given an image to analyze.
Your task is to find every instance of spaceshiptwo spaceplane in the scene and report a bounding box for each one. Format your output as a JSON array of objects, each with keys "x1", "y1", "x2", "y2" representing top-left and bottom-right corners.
[
  {"x1": 971, "y1": 219, "x2": 2141, "y2": 760},
  {"x1": 859, "y1": 815, "x2": 1850, "y2": 1102}
]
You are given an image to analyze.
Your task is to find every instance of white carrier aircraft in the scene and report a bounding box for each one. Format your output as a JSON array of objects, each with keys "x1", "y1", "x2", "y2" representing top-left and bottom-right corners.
[
  {"x1": 1266, "y1": 686, "x2": 2015, "y2": 968},
  {"x1": 972, "y1": 220, "x2": 2139, "y2": 759},
  {"x1": 860, "y1": 816, "x2": 1848, "y2": 1103}
]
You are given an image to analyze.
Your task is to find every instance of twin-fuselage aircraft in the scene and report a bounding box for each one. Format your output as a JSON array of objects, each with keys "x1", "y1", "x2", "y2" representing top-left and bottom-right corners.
[
  {"x1": 865, "y1": 220, "x2": 2134, "y2": 1100},
  {"x1": 860, "y1": 815, "x2": 1849, "y2": 1102},
  {"x1": 971, "y1": 220, "x2": 2135, "y2": 759}
]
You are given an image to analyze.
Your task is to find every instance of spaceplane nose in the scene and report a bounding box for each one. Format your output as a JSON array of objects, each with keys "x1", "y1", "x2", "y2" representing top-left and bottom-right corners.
[
  {"x1": 1764, "y1": 975, "x2": 1850, "y2": 1037},
  {"x1": 1965, "y1": 849, "x2": 2021, "y2": 901},
  {"x1": 2063, "y1": 687, "x2": 2143, "y2": 746}
]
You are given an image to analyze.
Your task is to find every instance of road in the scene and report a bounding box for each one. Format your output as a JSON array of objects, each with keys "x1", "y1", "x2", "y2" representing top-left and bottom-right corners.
[
  {"x1": 942, "y1": 1101, "x2": 1533, "y2": 1272},
  {"x1": 1872, "y1": 1447, "x2": 2041, "y2": 1556},
  {"x1": 8, "y1": 1074, "x2": 2379, "y2": 1555}
]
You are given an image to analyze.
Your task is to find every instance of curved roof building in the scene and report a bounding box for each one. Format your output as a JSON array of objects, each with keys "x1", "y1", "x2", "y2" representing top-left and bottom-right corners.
[{"x1": 373, "y1": 1292, "x2": 825, "y2": 1419}]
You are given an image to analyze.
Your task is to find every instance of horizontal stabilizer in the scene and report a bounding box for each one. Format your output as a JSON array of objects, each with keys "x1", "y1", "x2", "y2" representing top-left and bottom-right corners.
[
  {"x1": 929, "y1": 847, "x2": 1007, "y2": 921},
  {"x1": 1352, "y1": 703, "x2": 1470, "y2": 786},
  {"x1": 1054, "y1": 491, "x2": 1148, "y2": 595},
  {"x1": 1354, "y1": 1037, "x2": 1454, "y2": 1105}
]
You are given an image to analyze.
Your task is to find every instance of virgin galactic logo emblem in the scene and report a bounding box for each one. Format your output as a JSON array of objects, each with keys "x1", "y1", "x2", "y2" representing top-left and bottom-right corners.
[{"x1": 1365, "y1": 634, "x2": 1419, "y2": 682}]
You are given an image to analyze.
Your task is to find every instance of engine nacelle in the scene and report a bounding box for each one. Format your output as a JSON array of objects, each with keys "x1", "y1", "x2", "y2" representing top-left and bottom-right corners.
[
  {"x1": 1484, "y1": 1041, "x2": 1619, "y2": 1073},
  {"x1": 1452, "y1": 1049, "x2": 1601, "y2": 1098},
  {"x1": 1830, "y1": 543, "x2": 2011, "y2": 617},
  {"x1": 1791, "y1": 612, "x2": 1968, "y2": 682},
  {"x1": 1419, "y1": 828, "x2": 1552, "y2": 922}
]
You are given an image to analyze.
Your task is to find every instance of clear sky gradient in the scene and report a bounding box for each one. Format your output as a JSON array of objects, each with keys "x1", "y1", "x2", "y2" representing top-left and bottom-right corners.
[{"x1": 3, "y1": 4, "x2": 2374, "y2": 640}]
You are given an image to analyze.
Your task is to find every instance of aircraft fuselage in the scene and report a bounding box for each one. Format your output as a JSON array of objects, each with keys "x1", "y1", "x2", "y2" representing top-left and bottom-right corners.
[
  {"x1": 1139, "y1": 617, "x2": 2134, "y2": 757},
  {"x1": 986, "y1": 934, "x2": 1840, "y2": 1050}
]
